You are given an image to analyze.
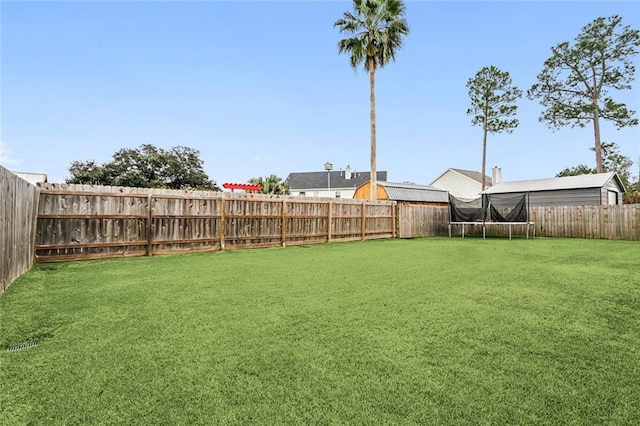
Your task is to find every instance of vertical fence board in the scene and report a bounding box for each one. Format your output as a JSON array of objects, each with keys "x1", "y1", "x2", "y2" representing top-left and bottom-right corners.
[
  {"x1": 1, "y1": 166, "x2": 39, "y2": 293},
  {"x1": 397, "y1": 204, "x2": 450, "y2": 238}
]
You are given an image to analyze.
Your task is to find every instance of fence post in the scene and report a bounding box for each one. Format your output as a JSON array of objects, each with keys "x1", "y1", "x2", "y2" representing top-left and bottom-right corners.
[
  {"x1": 281, "y1": 200, "x2": 287, "y2": 247},
  {"x1": 146, "y1": 194, "x2": 153, "y2": 256},
  {"x1": 30, "y1": 186, "x2": 41, "y2": 265},
  {"x1": 361, "y1": 202, "x2": 366, "y2": 240},
  {"x1": 392, "y1": 203, "x2": 397, "y2": 238},
  {"x1": 220, "y1": 198, "x2": 226, "y2": 250},
  {"x1": 327, "y1": 200, "x2": 332, "y2": 243}
]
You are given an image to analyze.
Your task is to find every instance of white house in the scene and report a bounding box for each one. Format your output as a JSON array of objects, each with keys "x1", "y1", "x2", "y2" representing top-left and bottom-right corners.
[
  {"x1": 285, "y1": 165, "x2": 387, "y2": 198},
  {"x1": 429, "y1": 168, "x2": 495, "y2": 200},
  {"x1": 14, "y1": 171, "x2": 48, "y2": 185}
]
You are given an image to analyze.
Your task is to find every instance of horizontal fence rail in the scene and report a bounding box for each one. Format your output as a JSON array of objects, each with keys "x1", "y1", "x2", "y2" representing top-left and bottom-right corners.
[{"x1": 35, "y1": 184, "x2": 396, "y2": 262}]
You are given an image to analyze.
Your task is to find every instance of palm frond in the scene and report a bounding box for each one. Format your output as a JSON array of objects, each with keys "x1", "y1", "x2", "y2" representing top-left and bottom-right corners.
[{"x1": 334, "y1": 0, "x2": 409, "y2": 72}]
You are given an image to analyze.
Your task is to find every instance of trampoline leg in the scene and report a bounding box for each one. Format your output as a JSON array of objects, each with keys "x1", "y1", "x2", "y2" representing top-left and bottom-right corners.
[
  {"x1": 462, "y1": 224, "x2": 465, "y2": 238},
  {"x1": 448, "y1": 224, "x2": 451, "y2": 238},
  {"x1": 509, "y1": 224, "x2": 512, "y2": 240},
  {"x1": 482, "y1": 225, "x2": 485, "y2": 240}
]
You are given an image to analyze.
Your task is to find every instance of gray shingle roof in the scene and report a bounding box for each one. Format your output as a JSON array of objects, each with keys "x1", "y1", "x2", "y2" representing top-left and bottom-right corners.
[
  {"x1": 484, "y1": 172, "x2": 624, "y2": 194},
  {"x1": 451, "y1": 168, "x2": 492, "y2": 186},
  {"x1": 286, "y1": 170, "x2": 387, "y2": 190},
  {"x1": 379, "y1": 181, "x2": 448, "y2": 203}
]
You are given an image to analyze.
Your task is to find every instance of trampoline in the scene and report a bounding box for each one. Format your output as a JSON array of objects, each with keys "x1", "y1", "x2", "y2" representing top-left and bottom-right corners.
[{"x1": 448, "y1": 193, "x2": 534, "y2": 239}]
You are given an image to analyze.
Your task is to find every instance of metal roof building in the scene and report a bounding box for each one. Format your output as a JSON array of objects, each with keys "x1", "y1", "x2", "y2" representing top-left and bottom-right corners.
[
  {"x1": 354, "y1": 181, "x2": 449, "y2": 205},
  {"x1": 483, "y1": 172, "x2": 625, "y2": 206}
]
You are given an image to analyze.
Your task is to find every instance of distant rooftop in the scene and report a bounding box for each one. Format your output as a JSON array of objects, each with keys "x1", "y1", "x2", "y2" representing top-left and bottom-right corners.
[
  {"x1": 429, "y1": 168, "x2": 493, "y2": 187},
  {"x1": 484, "y1": 172, "x2": 624, "y2": 194},
  {"x1": 286, "y1": 169, "x2": 387, "y2": 190},
  {"x1": 14, "y1": 171, "x2": 48, "y2": 185},
  {"x1": 378, "y1": 181, "x2": 448, "y2": 203},
  {"x1": 450, "y1": 168, "x2": 493, "y2": 186}
]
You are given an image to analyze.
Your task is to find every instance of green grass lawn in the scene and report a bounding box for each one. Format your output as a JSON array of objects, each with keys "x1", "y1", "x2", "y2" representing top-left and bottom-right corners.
[{"x1": 1, "y1": 237, "x2": 639, "y2": 425}]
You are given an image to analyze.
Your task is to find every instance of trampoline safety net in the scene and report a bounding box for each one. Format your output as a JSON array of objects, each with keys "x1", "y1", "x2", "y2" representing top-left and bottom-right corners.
[{"x1": 449, "y1": 193, "x2": 529, "y2": 223}]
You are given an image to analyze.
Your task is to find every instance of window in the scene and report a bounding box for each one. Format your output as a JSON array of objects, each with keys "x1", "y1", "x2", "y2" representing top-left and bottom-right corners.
[
  {"x1": 335, "y1": 191, "x2": 341, "y2": 198},
  {"x1": 607, "y1": 190, "x2": 618, "y2": 205},
  {"x1": 299, "y1": 191, "x2": 306, "y2": 196}
]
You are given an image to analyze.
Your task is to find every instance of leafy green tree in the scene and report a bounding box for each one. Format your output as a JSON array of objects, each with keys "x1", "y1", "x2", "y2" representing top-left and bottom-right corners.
[
  {"x1": 67, "y1": 160, "x2": 112, "y2": 185},
  {"x1": 66, "y1": 144, "x2": 219, "y2": 190},
  {"x1": 626, "y1": 167, "x2": 640, "y2": 203},
  {"x1": 625, "y1": 191, "x2": 640, "y2": 204},
  {"x1": 248, "y1": 175, "x2": 290, "y2": 195},
  {"x1": 334, "y1": 0, "x2": 409, "y2": 199},
  {"x1": 599, "y1": 142, "x2": 634, "y2": 189},
  {"x1": 466, "y1": 65, "x2": 522, "y2": 191},
  {"x1": 556, "y1": 142, "x2": 634, "y2": 187},
  {"x1": 528, "y1": 15, "x2": 640, "y2": 173},
  {"x1": 556, "y1": 142, "x2": 638, "y2": 203},
  {"x1": 556, "y1": 164, "x2": 596, "y2": 178}
]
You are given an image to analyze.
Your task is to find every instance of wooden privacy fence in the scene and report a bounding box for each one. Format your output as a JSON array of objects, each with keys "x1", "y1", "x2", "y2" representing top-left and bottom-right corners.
[
  {"x1": 397, "y1": 204, "x2": 449, "y2": 238},
  {"x1": 1, "y1": 166, "x2": 40, "y2": 294},
  {"x1": 6, "y1": 182, "x2": 638, "y2": 275},
  {"x1": 35, "y1": 184, "x2": 396, "y2": 262},
  {"x1": 444, "y1": 204, "x2": 640, "y2": 240},
  {"x1": 529, "y1": 205, "x2": 640, "y2": 240}
]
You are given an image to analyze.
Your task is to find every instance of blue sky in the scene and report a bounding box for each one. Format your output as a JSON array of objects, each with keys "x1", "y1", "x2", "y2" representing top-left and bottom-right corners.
[{"x1": 2, "y1": 1, "x2": 639, "y2": 186}]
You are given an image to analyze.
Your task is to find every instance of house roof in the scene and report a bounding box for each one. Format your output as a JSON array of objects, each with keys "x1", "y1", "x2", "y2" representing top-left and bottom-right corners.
[
  {"x1": 452, "y1": 168, "x2": 492, "y2": 185},
  {"x1": 483, "y1": 172, "x2": 625, "y2": 194},
  {"x1": 429, "y1": 168, "x2": 492, "y2": 186},
  {"x1": 379, "y1": 181, "x2": 449, "y2": 203},
  {"x1": 286, "y1": 170, "x2": 387, "y2": 190},
  {"x1": 14, "y1": 171, "x2": 48, "y2": 185}
]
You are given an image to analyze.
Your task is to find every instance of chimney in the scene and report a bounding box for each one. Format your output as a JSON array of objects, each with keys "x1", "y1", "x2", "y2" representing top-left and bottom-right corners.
[
  {"x1": 345, "y1": 165, "x2": 352, "y2": 179},
  {"x1": 492, "y1": 166, "x2": 502, "y2": 185}
]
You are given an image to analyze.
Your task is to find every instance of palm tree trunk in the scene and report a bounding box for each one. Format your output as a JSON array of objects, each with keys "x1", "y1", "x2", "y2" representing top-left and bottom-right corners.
[
  {"x1": 370, "y1": 68, "x2": 377, "y2": 200},
  {"x1": 593, "y1": 109, "x2": 603, "y2": 173}
]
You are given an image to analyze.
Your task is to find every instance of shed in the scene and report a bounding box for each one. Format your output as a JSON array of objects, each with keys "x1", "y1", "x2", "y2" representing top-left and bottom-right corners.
[
  {"x1": 483, "y1": 172, "x2": 625, "y2": 206},
  {"x1": 354, "y1": 181, "x2": 449, "y2": 205}
]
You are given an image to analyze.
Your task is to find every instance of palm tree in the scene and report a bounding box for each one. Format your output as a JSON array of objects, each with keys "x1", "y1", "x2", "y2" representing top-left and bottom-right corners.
[
  {"x1": 248, "y1": 175, "x2": 290, "y2": 195},
  {"x1": 334, "y1": 0, "x2": 409, "y2": 200}
]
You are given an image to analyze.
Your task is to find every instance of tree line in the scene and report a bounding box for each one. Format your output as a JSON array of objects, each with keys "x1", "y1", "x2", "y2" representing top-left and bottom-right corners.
[
  {"x1": 66, "y1": 144, "x2": 290, "y2": 195},
  {"x1": 465, "y1": 14, "x2": 639, "y2": 202},
  {"x1": 334, "y1": 2, "x2": 639, "y2": 202},
  {"x1": 66, "y1": 1, "x2": 640, "y2": 202}
]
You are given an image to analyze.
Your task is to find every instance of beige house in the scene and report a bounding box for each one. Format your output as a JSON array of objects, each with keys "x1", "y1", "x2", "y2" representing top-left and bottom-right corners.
[{"x1": 429, "y1": 168, "x2": 495, "y2": 200}]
